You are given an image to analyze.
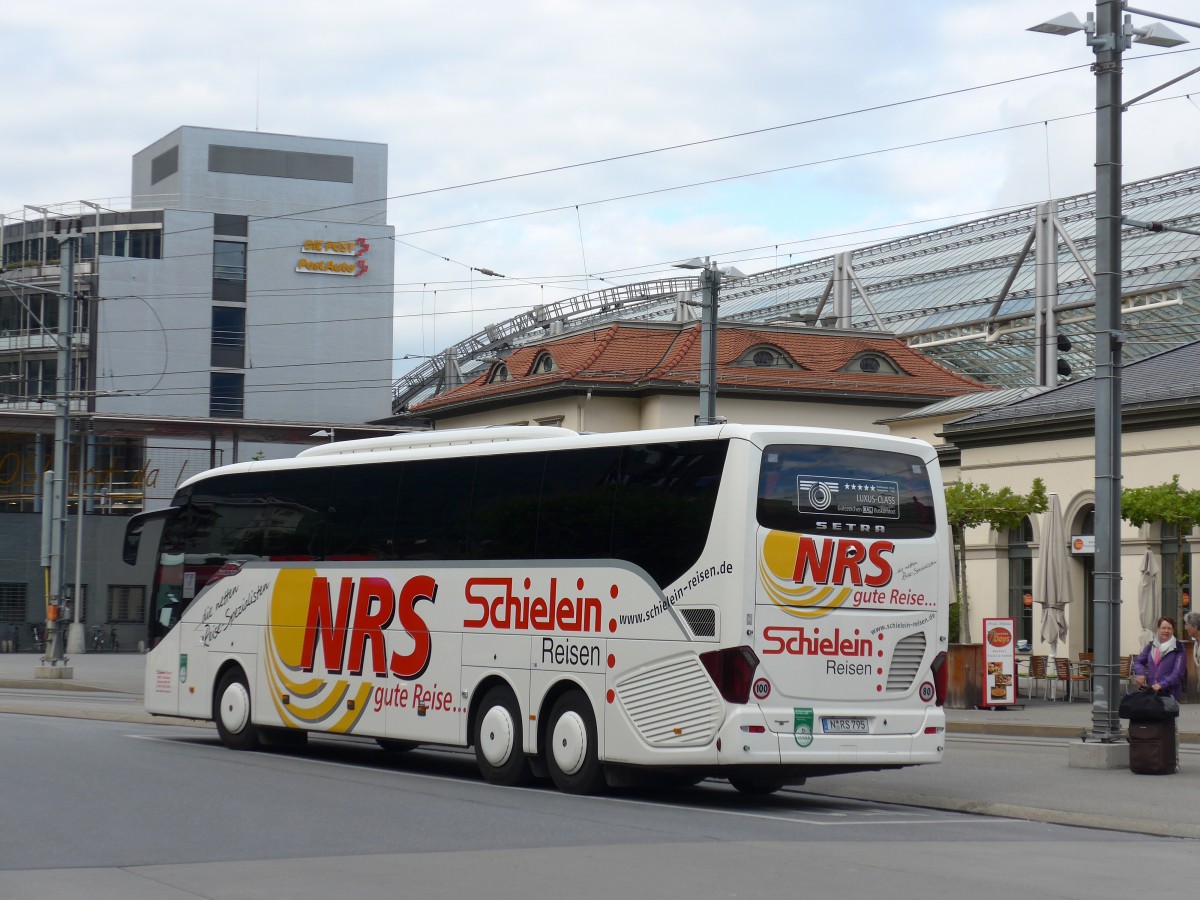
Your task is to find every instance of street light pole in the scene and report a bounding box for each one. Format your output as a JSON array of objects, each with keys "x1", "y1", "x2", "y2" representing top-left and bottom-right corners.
[
  {"x1": 1090, "y1": 0, "x2": 1124, "y2": 743},
  {"x1": 44, "y1": 232, "x2": 78, "y2": 667},
  {"x1": 674, "y1": 257, "x2": 743, "y2": 426},
  {"x1": 1031, "y1": 2, "x2": 1196, "y2": 747},
  {"x1": 698, "y1": 260, "x2": 719, "y2": 426}
]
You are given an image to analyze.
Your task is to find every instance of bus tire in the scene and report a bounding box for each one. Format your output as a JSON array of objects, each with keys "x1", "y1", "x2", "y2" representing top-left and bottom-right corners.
[
  {"x1": 260, "y1": 726, "x2": 307, "y2": 749},
  {"x1": 377, "y1": 738, "x2": 419, "y2": 753},
  {"x1": 546, "y1": 691, "x2": 605, "y2": 795},
  {"x1": 214, "y1": 669, "x2": 260, "y2": 751},
  {"x1": 474, "y1": 687, "x2": 532, "y2": 786},
  {"x1": 728, "y1": 774, "x2": 783, "y2": 796}
]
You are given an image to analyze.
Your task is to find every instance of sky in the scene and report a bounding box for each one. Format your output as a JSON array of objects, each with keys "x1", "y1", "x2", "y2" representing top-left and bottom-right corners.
[{"x1": 5, "y1": 1, "x2": 1200, "y2": 383}]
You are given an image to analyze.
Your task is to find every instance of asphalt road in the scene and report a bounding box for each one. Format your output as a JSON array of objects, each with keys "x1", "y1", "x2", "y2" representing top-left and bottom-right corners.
[{"x1": 2, "y1": 713, "x2": 1191, "y2": 900}]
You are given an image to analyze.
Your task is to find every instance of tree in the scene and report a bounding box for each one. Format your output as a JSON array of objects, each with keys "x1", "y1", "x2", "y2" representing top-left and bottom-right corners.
[
  {"x1": 944, "y1": 478, "x2": 1048, "y2": 643},
  {"x1": 1121, "y1": 475, "x2": 1200, "y2": 589}
]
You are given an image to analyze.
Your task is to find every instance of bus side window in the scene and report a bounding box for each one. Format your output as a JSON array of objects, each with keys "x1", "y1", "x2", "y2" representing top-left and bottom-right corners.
[
  {"x1": 536, "y1": 446, "x2": 620, "y2": 560},
  {"x1": 394, "y1": 458, "x2": 474, "y2": 560},
  {"x1": 263, "y1": 467, "x2": 331, "y2": 560},
  {"x1": 612, "y1": 441, "x2": 727, "y2": 587},
  {"x1": 326, "y1": 462, "x2": 402, "y2": 560},
  {"x1": 470, "y1": 453, "x2": 545, "y2": 559}
]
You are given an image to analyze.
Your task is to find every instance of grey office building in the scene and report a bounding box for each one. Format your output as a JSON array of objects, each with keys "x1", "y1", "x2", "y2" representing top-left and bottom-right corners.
[{"x1": 0, "y1": 127, "x2": 398, "y2": 649}]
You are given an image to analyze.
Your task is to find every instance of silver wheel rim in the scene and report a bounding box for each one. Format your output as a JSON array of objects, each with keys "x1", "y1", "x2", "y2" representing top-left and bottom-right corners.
[
  {"x1": 551, "y1": 710, "x2": 588, "y2": 776},
  {"x1": 479, "y1": 704, "x2": 515, "y2": 767},
  {"x1": 220, "y1": 682, "x2": 250, "y2": 735}
]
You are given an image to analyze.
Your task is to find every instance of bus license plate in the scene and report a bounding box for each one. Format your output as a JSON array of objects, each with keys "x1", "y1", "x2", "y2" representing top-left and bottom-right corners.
[{"x1": 822, "y1": 717, "x2": 868, "y2": 734}]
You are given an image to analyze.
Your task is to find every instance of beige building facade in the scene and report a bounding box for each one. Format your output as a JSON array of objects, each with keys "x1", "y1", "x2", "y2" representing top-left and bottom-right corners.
[{"x1": 940, "y1": 345, "x2": 1200, "y2": 661}]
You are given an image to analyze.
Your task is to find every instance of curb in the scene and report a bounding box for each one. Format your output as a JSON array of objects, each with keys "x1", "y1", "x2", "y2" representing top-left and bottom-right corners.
[
  {"x1": 793, "y1": 784, "x2": 1200, "y2": 839},
  {"x1": 947, "y1": 721, "x2": 1200, "y2": 744},
  {"x1": 0, "y1": 701, "x2": 208, "y2": 728},
  {"x1": 0, "y1": 678, "x2": 128, "y2": 694}
]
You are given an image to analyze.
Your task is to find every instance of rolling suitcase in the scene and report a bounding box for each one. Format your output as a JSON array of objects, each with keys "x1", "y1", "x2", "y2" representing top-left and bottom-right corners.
[{"x1": 1128, "y1": 719, "x2": 1176, "y2": 775}]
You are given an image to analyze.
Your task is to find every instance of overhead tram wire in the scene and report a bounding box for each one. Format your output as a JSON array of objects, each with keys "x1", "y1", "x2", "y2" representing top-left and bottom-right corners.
[
  {"x1": 86, "y1": 240, "x2": 1200, "y2": 345},
  {"x1": 74, "y1": 44, "x2": 1197, "y2": 288},
  {"x1": 70, "y1": 76, "x2": 1200, "y2": 300}
]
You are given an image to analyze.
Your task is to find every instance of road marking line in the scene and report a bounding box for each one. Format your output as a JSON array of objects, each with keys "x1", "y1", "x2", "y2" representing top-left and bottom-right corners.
[{"x1": 125, "y1": 732, "x2": 1018, "y2": 827}]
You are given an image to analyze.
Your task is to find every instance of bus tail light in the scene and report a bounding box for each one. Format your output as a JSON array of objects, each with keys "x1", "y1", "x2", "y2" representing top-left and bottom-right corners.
[
  {"x1": 930, "y1": 650, "x2": 948, "y2": 707},
  {"x1": 700, "y1": 646, "x2": 760, "y2": 704}
]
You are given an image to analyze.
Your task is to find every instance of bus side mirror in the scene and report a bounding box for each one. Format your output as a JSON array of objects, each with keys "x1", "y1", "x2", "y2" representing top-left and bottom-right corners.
[
  {"x1": 122, "y1": 530, "x2": 141, "y2": 566},
  {"x1": 122, "y1": 507, "x2": 181, "y2": 566}
]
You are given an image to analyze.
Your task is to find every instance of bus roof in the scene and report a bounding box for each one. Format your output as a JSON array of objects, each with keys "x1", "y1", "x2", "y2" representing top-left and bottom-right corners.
[{"x1": 176, "y1": 423, "x2": 937, "y2": 491}]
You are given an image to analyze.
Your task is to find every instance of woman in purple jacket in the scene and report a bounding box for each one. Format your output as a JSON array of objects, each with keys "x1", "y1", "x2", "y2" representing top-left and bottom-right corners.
[{"x1": 1133, "y1": 616, "x2": 1188, "y2": 701}]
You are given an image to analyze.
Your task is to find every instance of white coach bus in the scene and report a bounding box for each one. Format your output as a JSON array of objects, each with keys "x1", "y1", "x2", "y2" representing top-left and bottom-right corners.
[{"x1": 125, "y1": 424, "x2": 950, "y2": 795}]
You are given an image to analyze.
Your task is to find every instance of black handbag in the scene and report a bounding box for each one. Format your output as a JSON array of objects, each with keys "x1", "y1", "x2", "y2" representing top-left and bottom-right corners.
[{"x1": 1119, "y1": 688, "x2": 1180, "y2": 721}]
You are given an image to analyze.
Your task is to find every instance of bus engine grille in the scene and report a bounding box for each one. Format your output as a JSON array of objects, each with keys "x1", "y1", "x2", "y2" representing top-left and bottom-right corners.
[
  {"x1": 614, "y1": 655, "x2": 723, "y2": 746},
  {"x1": 886, "y1": 632, "x2": 928, "y2": 692}
]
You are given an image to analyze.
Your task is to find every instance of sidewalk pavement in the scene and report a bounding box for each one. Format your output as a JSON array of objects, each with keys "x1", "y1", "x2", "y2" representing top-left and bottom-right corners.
[{"x1": 4, "y1": 649, "x2": 1200, "y2": 838}]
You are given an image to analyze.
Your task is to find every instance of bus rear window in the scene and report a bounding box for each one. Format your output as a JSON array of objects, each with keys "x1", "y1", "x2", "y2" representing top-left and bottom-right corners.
[{"x1": 757, "y1": 444, "x2": 937, "y2": 539}]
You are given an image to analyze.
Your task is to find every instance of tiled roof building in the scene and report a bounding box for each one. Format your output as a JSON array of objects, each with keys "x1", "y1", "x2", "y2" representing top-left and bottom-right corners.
[{"x1": 403, "y1": 321, "x2": 989, "y2": 431}]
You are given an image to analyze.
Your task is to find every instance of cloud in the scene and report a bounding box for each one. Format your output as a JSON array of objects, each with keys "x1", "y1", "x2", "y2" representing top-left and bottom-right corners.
[{"x1": 6, "y1": 0, "x2": 1200, "y2": 381}]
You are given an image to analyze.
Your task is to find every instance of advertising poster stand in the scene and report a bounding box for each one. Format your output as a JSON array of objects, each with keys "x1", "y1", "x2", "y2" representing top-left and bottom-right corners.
[{"x1": 982, "y1": 617, "x2": 1019, "y2": 708}]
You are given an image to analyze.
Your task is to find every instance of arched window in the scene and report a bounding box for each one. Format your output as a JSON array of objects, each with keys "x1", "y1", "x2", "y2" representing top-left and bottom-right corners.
[
  {"x1": 840, "y1": 353, "x2": 902, "y2": 375},
  {"x1": 487, "y1": 363, "x2": 510, "y2": 384},
  {"x1": 1008, "y1": 517, "x2": 1035, "y2": 646},
  {"x1": 735, "y1": 345, "x2": 795, "y2": 369},
  {"x1": 531, "y1": 352, "x2": 557, "y2": 375},
  {"x1": 1161, "y1": 521, "x2": 1192, "y2": 625}
]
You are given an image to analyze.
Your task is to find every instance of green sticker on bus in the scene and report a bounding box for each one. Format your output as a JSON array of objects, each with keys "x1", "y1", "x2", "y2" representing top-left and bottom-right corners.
[
  {"x1": 180, "y1": 653, "x2": 188, "y2": 685},
  {"x1": 794, "y1": 707, "x2": 813, "y2": 747}
]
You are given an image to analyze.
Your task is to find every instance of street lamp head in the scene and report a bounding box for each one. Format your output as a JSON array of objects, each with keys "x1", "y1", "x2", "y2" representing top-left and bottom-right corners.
[
  {"x1": 718, "y1": 265, "x2": 746, "y2": 279},
  {"x1": 673, "y1": 257, "x2": 707, "y2": 271},
  {"x1": 1027, "y1": 12, "x2": 1088, "y2": 36},
  {"x1": 1132, "y1": 21, "x2": 1189, "y2": 48}
]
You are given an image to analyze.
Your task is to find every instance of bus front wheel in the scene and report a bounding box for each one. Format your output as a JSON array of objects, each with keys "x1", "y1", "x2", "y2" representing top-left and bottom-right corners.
[
  {"x1": 545, "y1": 691, "x2": 605, "y2": 795},
  {"x1": 728, "y1": 774, "x2": 783, "y2": 796},
  {"x1": 474, "y1": 687, "x2": 532, "y2": 786},
  {"x1": 214, "y1": 669, "x2": 260, "y2": 751}
]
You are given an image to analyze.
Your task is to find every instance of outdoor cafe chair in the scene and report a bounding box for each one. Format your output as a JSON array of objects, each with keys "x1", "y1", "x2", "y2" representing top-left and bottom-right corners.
[
  {"x1": 1026, "y1": 655, "x2": 1052, "y2": 700},
  {"x1": 1119, "y1": 654, "x2": 1134, "y2": 692},
  {"x1": 1054, "y1": 656, "x2": 1090, "y2": 702}
]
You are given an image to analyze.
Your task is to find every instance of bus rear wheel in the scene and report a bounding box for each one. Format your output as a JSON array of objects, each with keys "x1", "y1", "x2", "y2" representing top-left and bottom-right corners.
[
  {"x1": 474, "y1": 686, "x2": 532, "y2": 786},
  {"x1": 545, "y1": 691, "x2": 605, "y2": 795},
  {"x1": 214, "y1": 669, "x2": 260, "y2": 751}
]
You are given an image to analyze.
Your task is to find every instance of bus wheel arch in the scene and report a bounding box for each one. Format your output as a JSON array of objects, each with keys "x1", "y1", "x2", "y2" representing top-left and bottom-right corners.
[
  {"x1": 471, "y1": 681, "x2": 532, "y2": 786},
  {"x1": 544, "y1": 688, "x2": 606, "y2": 795},
  {"x1": 213, "y1": 664, "x2": 261, "y2": 751}
]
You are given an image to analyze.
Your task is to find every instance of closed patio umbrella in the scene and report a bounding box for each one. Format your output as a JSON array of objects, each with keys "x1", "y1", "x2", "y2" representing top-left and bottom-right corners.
[
  {"x1": 1138, "y1": 548, "x2": 1160, "y2": 646},
  {"x1": 1036, "y1": 494, "x2": 1070, "y2": 661}
]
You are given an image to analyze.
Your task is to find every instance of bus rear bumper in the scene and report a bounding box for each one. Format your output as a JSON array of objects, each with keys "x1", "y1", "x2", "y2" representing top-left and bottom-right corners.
[{"x1": 714, "y1": 706, "x2": 946, "y2": 770}]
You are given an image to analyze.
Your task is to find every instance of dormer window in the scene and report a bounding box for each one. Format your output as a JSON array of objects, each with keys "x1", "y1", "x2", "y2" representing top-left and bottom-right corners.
[
  {"x1": 736, "y1": 345, "x2": 795, "y2": 369},
  {"x1": 487, "y1": 363, "x2": 510, "y2": 383},
  {"x1": 531, "y1": 352, "x2": 557, "y2": 375},
  {"x1": 841, "y1": 353, "x2": 902, "y2": 375}
]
